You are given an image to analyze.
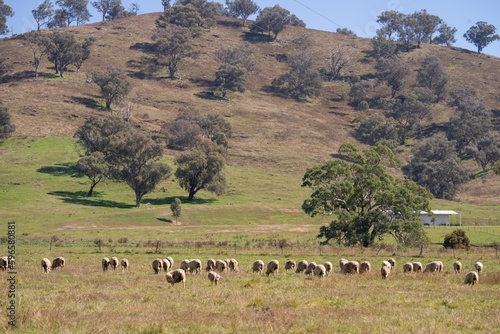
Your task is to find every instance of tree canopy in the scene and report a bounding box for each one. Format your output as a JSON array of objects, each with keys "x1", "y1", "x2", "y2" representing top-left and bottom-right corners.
[
  {"x1": 0, "y1": 102, "x2": 15, "y2": 139},
  {"x1": 464, "y1": 21, "x2": 500, "y2": 54},
  {"x1": 225, "y1": 0, "x2": 259, "y2": 27},
  {"x1": 250, "y1": 5, "x2": 302, "y2": 40},
  {"x1": 32, "y1": 0, "x2": 54, "y2": 31},
  {"x1": 302, "y1": 143, "x2": 431, "y2": 247},
  {"x1": 91, "y1": 67, "x2": 131, "y2": 109},
  {"x1": 0, "y1": 0, "x2": 14, "y2": 35}
]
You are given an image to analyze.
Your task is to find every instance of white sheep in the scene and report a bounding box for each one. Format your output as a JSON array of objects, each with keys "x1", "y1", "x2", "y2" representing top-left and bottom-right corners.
[
  {"x1": 252, "y1": 260, "x2": 264, "y2": 275},
  {"x1": 208, "y1": 271, "x2": 221, "y2": 285},
  {"x1": 313, "y1": 264, "x2": 326, "y2": 278},
  {"x1": 323, "y1": 261, "x2": 333, "y2": 276},
  {"x1": 121, "y1": 258, "x2": 129, "y2": 271},
  {"x1": 403, "y1": 262, "x2": 413, "y2": 273},
  {"x1": 474, "y1": 261, "x2": 483, "y2": 274},
  {"x1": 359, "y1": 261, "x2": 371, "y2": 274},
  {"x1": 453, "y1": 261, "x2": 462, "y2": 274},
  {"x1": 265, "y1": 260, "x2": 279, "y2": 276},
  {"x1": 41, "y1": 258, "x2": 51, "y2": 273},
  {"x1": 215, "y1": 259, "x2": 227, "y2": 273},
  {"x1": 166, "y1": 256, "x2": 174, "y2": 269},
  {"x1": 152, "y1": 258, "x2": 163, "y2": 274},
  {"x1": 424, "y1": 261, "x2": 440, "y2": 273},
  {"x1": 162, "y1": 258, "x2": 171, "y2": 271},
  {"x1": 206, "y1": 258, "x2": 216, "y2": 272},
  {"x1": 387, "y1": 258, "x2": 396, "y2": 271},
  {"x1": 412, "y1": 262, "x2": 423, "y2": 273},
  {"x1": 102, "y1": 257, "x2": 110, "y2": 272},
  {"x1": 229, "y1": 259, "x2": 239, "y2": 272},
  {"x1": 51, "y1": 257, "x2": 65, "y2": 271},
  {"x1": 295, "y1": 260, "x2": 308, "y2": 274},
  {"x1": 110, "y1": 257, "x2": 119, "y2": 271},
  {"x1": 436, "y1": 261, "x2": 444, "y2": 272},
  {"x1": 381, "y1": 264, "x2": 391, "y2": 279},
  {"x1": 304, "y1": 262, "x2": 317, "y2": 276},
  {"x1": 464, "y1": 271, "x2": 479, "y2": 285},
  {"x1": 166, "y1": 269, "x2": 186, "y2": 288},
  {"x1": 339, "y1": 258, "x2": 348, "y2": 272},
  {"x1": 285, "y1": 260, "x2": 296, "y2": 271},
  {"x1": 342, "y1": 261, "x2": 359, "y2": 274}
]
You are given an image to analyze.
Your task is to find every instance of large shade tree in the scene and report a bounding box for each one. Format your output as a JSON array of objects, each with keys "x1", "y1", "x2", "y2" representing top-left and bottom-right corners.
[
  {"x1": 91, "y1": 67, "x2": 131, "y2": 109},
  {"x1": 302, "y1": 143, "x2": 431, "y2": 247},
  {"x1": 0, "y1": 0, "x2": 13, "y2": 35},
  {"x1": 464, "y1": 21, "x2": 500, "y2": 54}
]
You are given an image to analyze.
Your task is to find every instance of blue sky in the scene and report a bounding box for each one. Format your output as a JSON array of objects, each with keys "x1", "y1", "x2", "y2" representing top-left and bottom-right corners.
[{"x1": 4, "y1": 0, "x2": 500, "y2": 57}]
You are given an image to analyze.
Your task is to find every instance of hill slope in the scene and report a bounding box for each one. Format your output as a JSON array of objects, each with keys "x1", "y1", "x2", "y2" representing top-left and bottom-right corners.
[{"x1": 1, "y1": 13, "x2": 500, "y2": 204}]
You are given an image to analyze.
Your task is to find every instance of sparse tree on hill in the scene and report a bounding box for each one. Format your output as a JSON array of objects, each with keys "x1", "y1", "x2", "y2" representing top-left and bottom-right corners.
[
  {"x1": 32, "y1": 0, "x2": 54, "y2": 31},
  {"x1": 48, "y1": 9, "x2": 67, "y2": 28},
  {"x1": 0, "y1": 103, "x2": 15, "y2": 139},
  {"x1": 44, "y1": 31, "x2": 80, "y2": 77},
  {"x1": 410, "y1": 10, "x2": 442, "y2": 47},
  {"x1": 349, "y1": 80, "x2": 372, "y2": 106},
  {"x1": 175, "y1": 140, "x2": 227, "y2": 201},
  {"x1": 433, "y1": 22, "x2": 457, "y2": 46},
  {"x1": 225, "y1": 0, "x2": 259, "y2": 27},
  {"x1": 250, "y1": 5, "x2": 294, "y2": 41},
  {"x1": 376, "y1": 10, "x2": 405, "y2": 40},
  {"x1": 162, "y1": 0, "x2": 171, "y2": 10},
  {"x1": 272, "y1": 52, "x2": 322, "y2": 100},
  {"x1": 92, "y1": 0, "x2": 118, "y2": 21},
  {"x1": 417, "y1": 56, "x2": 447, "y2": 100},
  {"x1": 0, "y1": 0, "x2": 14, "y2": 35},
  {"x1": 73, "y1": 36, "x2": 95, "y2": 73},
  {"x1": 370, "y1": 30, "x2": 398, "y2": 59},
  {"x1": 214, "y1": 64, "x2": 246, "y2": 98},
  {"x1": 214, "y1": 43, "x2": 255, "y2": 72},
  {"x1": 156, "y1": 4, "x2": 205, "y2": 38},
  {"x1": 324, "y1": 44, "x2": 350, "y2": 81},
  {"x1": 91, "y1": 67, "x2": 131, "y2": 109},
  {"x1": 75, "y1": 116, "x2": 130, "y2": 155},
  {"x1": 23, "y1": 32, "x2": 48, "y2": 79},
  {"x1": 465, "y1": 132, "x2": 500, "y2": 172},
  {"x1": 170, "y1": 197, "x2": 181, "y2": 223},
  {"x1": 336, "y1": 27, "x2": 356, "y2": 36},
  {"x1": 464, "y1": 21, "x2": 500, "y2": 54},
  {"x1": 55, "y1": 0, "x2": 92, "y2": 26},
  {"x1": 76, "y1": 151, "x2": 107, "y2": 197},
  {"x1": 302, "y1": 143, "x2": 431, "y2": 247},
  {"x1": 354, "y1": 115, "x2": 398, "y2": 148},
  {"x1": 153, "y1": 25, "x2": 194, "y2": 79},
  {"x1": 376, "y1": 57, "x2": 410, "y2": 98}
]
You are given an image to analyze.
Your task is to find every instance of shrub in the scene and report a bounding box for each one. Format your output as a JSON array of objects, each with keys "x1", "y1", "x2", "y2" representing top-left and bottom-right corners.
[
  {"x1": 356, "y1": 100, "x2": 369, "y2": 111},
  {"x1": 443, "y1": 229, "x2": 470, "y2": 250}
]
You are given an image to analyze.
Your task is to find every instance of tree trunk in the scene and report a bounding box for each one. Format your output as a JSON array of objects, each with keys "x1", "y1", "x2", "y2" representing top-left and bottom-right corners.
[
  {"x1": 135, "y1": 192, "x2": 142, "y2": 208},
  {"x1": 188, "y1": 188, "x2": 196, "y2": 201},
  {"x1": 106, "y1": 101, "x2": 111, "y2": 109},
  {"x1": 87, "y1": 183, "x2": 97, "y2": 197}
]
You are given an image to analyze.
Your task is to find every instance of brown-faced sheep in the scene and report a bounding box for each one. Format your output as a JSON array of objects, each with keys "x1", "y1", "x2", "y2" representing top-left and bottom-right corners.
[
  {"x1": 453, "y1": 261, "x2": 462, "y2": 274},
  {"x1": 424, "y1": 261, "x2": 440, "y2": 273},
  {"x1": 162, "y1": 258, "x2": 171, "y2": 271},
  {"x1": 381, "y1": 264, "x2": 391, "y2": 279},
  {"x1": 206, "y1": 258, "x2": 216, "y2": 272},
  {"x1": 166, "y1": 269, "x2": 186, "y2": 288},
  {"x1": 285, "y1": 260, "x2": 296, "y2": 272},
  {"x1": 324, "y1": 261, "x2": 333, "y2": 276},
  {"x1": 229, "y1": 259, "x2": 239, "y2": 272},
  {"x1": 152, "y1": 259, "x2": 163, "y2": 274},
  {"x1": 215, "y1": 259, "x2": 227, "y2": 273},
  {"x1": 265, "y1": 260, "x2": 279, "y2": 276},
  {"x1": 166, "y1": 256, "x2": 174, "y2": 269},
  {"x1": 252, "y1": 260, "x2": 264, "y2": 275},
  {"x1": 41, "y1": 258, "x2": 51, "y2": 273},
  {"x1": 208, "y1": 271, "x2": 221, "y2": 285},
  {"x1": 295, "y1": 260, "x2": 308, "y2": 274},
  {"x1": 110, "y1": 257, "x2": 119, "y2": 271},
  {"x1": 412, "y1": 262, "x2": 423, "y2": 272},
  {"x1": 304, "y1": 262, "x2": 317, "y2": 276},
  {"x1": 403, "y1": 262, "x2": 413, "y2": 273},
  {"x1": 464, "y1": 271, "x2": 479, "y2": 285},
  {"x1": 360, "y1": 261, "x2": 371, "y2": 274},
  {"x1": 102, "y1": 257, "x2": 110, "y2": 272},
  {"x1": 387, "y1": 258, "x2": 396, "y2": 271},
  {"x1": 187, "y1": 259, "x2": 202, "y2": 274},
  {"x1": 342, "y1": 261, "x2": 359, "y2": 274},
  {"x1": 474, "y1": 261, "x2": 483, "y2": 274},
  {"x1": 121, "y1": 258, "x2": 129, "y2": 271},
  {"x1": 339, "y1": 258, "x2": 348, "y2": 272},
  {"x1": 313, "y1": 264, "x2": 326, "y2": 278},
  {"x1": 51, "y1": 257, "x2": 65, "y2": 271},
  {"x1": 0, "y1": 256, "x2": 8, "y2": 271}
]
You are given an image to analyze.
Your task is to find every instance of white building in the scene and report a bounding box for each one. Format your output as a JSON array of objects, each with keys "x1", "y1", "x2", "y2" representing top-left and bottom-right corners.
[{"x1": 420, "y1": 210, "x2": 458, "y2": 226}]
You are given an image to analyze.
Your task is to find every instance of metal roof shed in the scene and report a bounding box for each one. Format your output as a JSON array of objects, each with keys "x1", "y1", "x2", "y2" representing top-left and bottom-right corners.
[{"x1": 420, "y1": 210, "x2": 458, "y2": 226}]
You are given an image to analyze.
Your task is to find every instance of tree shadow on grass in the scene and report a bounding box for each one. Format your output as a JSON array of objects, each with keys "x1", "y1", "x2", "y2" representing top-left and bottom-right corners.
[
  {"x1": 48, "y1": 190, "x2": 134, "y2": 208},
  {"x1": 194, "y1": 91, "x2": 225, "y2": 101},
  {"x1": 156, "y1": 218, "x2": 173, "y2": 223},
  {"x1": 69, "y1": 96, "x2": 102, "y2": 110},
  {"x1": 0, "y1": 71, "x2": 59, "y2": 83},
  {"x1": 37, "y1": 163, "x2": 80, "y2": 177},
  {"x1": 146, "y1": 196, "x2": 215, "y2": 206}
]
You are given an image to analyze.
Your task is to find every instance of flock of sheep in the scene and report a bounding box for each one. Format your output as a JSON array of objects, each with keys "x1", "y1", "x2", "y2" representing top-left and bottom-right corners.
[{"x1": 33, "y1": 255, "x2": 484, "y2": 287}]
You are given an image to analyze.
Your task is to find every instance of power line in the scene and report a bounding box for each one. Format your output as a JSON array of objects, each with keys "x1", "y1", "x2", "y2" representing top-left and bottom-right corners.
[{"x1": 292, "y1": 0, "x2": 344, "y2": 29}]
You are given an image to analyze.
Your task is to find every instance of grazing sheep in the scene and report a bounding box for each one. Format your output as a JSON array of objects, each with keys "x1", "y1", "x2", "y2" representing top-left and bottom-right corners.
[
  {"x1": 51, "y1": 257, "x2": 65, "y2": 271},
  {"x1": 453, "y1": 261, "x2": 462, "y2": 274},
  {"x1": 412, "y1": 262, "x2": 423, "y2": 273},
  {"x1": 152, "y1": 259, "x2": 163, "y2": 274},
  {"x1": 474, "y1": 261, "x2": 483, "y2": 274},
  {"x1": 252, "y1": 260, "x2": 264, "y2": 275},
  {"x1": 295, "y1": 260, "x2": 308, "y2": 274},
  {"x1": 162, "y1": 258, "x2": 171, "y2": 271},
  {"x1": 110, "y1": 257, "x2": 119, "y2": 271},
  {"x1": 224, "y1": 259, "x2": 231, "y2": 267},
  {"x1": 304, "y1": 262, "x2": 317, "y2": 276},
  {"x1": 166, "y1": 256, "x2": 174, "y2": 269},
  {"x1": 436, "y1": 261, "x2": 444, "y2": 273},
  {"x1": 121, "y1": 258, "x2": 129, "y2": 271},
  {"x1": 285, "y1": 260, "x2": 296, "y2": 272},
  {"x1": 424, "y1": 261, "x2": 440, "y2": 273},
  {"x1": 206, "y1": 258, "x2": 216, "y2": 272},
  {"x1": 265, "y1": 260, "x2": 279, "y2": 276},
  {"x1": 165, "y1": 269, "x2": 186, "y2": 288},
  {"x1": 229, "y1": 259, "x2": 239, "y2": 272},
  {"x1": 403, "y1": 262, "x2": 413, "y2": 273},
  {"x1": 313, "y1": 264, "x2": 327, "y2": 278},
  {"x1": 41, "y1": 258, "x2": 51, "y2": 273},
  {"x1": 387, "y1": 258, "x2": 396, "y2": 271},
  {"x1": 102, "y1": 257, "x2": 110, "y2": 272},
  {"x1": 464, "y1": 271, "x2": 479, "y2": 286},
  {"x1": 0, "y1": 256, "x2": 8, "y2": 271},
  {"x1": 323, "y1": 261, "x2": 333, "y2": 276},
  {"x1": 215, "y1": 259, "x2": 227, "y2": 273},
  {"x1": 187, "y1": 259, "x2": 202, "y2": 274},
  {"x1": 180, "y1": 259, "x2": 190, "y2": 272},
  {"x1": 359, "y1": 261, "x2": 371, "y2": 274},
  {"x1": 208, "y1": 271, "x2": 221, "y2": 285},
  {"x1": 339, "y1": 258, "x2": 348, "y2": 272},
  {"x1": 381, "y1": 264, "x2": 391, "y2": 279},
  {"x1": 342, "y1": 261, "x2": 360, "y2": 274}
]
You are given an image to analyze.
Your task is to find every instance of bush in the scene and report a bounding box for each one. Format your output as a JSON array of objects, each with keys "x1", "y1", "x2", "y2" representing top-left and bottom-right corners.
[
  {"x1": 356, "y1": 100, "x2": 369, "y2": 111},
  {"x1": 443, "y1": 229, "x2": 470, "y2": 250}
]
